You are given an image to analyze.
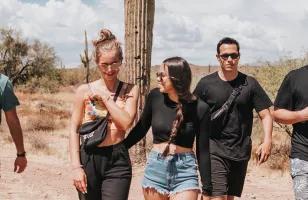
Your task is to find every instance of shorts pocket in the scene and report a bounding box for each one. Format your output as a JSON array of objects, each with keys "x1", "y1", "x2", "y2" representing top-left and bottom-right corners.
[{"x1": 177, "y1": 156, "x2": 198, "y2": 170}]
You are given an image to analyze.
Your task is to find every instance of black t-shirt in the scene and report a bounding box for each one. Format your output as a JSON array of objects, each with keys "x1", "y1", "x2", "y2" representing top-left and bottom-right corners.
[
  {"x1": 274, "y1": 66, "x2": 308, "y2": 161},
  {"x1": 124, "y1": 88, "x2": 212, "y2": 193},
  {"x1": 194, "y1": 72, "x2": 272, "y2": 161}
]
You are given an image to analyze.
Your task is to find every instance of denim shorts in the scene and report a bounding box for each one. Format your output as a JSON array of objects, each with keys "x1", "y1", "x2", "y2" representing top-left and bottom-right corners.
[
  {"x1": 142, "y1": 150, "x2": 200, "y2": 195},
  {"x1": 290, "y1": 158, "x2": 308, "y2": 200}
]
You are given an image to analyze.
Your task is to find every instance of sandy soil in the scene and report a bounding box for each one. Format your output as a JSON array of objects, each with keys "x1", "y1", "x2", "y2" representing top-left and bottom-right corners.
[{"x1": 0, "y1": 143, "x2": 294, "y2": 200}]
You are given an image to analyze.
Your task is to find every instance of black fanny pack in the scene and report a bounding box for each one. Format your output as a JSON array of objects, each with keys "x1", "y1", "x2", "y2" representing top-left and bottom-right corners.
[
  {"x1": 210, "y1": 85, "x2": 242, "y2": 137},
  {"x1": 79, "y1": 81, "x2": 123, "y2": 149}
]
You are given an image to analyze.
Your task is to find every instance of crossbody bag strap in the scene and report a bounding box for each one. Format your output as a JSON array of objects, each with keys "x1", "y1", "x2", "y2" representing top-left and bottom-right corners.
[
  {"x1": 112, "y1": 81, "x2": 123, "y2": 102},
  {"x1": 105, "y1": 81, "x2": 123, "y2": 118},
  {"x1": 210, "y1": 85, "x2": 242, "y2": 121}
]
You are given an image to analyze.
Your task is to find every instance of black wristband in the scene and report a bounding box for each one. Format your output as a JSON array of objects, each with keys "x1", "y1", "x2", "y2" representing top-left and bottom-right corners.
[{"x1": 17, "y1": 151, "x2": 26, "y2": 157}]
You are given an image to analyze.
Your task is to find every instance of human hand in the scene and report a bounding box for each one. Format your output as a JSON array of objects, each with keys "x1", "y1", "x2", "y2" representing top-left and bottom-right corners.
[
  {"x1": 72, "y1": 167, "x2": 87, "y2": 194},
  {"x1": 256, "y1": 141, "x2": 272, "y2": 165},
  {"x1": 14, "y1": 156, "x2": 27, "y2": 173}
]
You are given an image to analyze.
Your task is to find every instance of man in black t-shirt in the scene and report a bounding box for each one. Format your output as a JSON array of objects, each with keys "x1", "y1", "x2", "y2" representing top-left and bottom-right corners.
[
  {"x1": 194, "y1": 37, "x2": 273, "y2": 200},
  {"x1": 273, "y1": 66, "x2": 308, "y2": 200}
]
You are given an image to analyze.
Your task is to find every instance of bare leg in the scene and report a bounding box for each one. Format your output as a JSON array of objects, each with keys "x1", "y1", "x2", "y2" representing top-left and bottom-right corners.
[
  {"x1": 170, "y1": 190, "x2": 198, "y2": 200},
  {"x1": 202, "y1": 195, "x2": 228, "y2": 200},
  {"x1": 227, "y1": 196, "x2": 234, "y2": 200},
  {"x1": 143, "y1": 188, "x2": 169, "y2": 200}
]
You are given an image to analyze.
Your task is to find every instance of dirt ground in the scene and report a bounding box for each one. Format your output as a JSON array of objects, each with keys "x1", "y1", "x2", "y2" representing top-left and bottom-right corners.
[{"x1": 0, "y1": 143, "x2": 294, "y2": 200}]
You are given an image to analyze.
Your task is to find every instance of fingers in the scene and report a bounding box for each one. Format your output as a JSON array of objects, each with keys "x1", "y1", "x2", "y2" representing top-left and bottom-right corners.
[
  {"x1": 14, "y1": 164, "x2": 18, "y2": 173},
  {"x1": 256, "y1": 145, "x2": 262, "y2": 155},
  {"x1": 80, "y1": 177, "x2": 87, "y2": 194},
  {"x1": 257, "y1": 149, "x2": 270, "y2": 165},
  {"x1": 258, "y1": 151, "x2": 266, "y2": 165},
  {"x1": 17, "y1": 164, "x2": 26, "y2": 173},
  {"x1": 73, "y1": 173, "x2": 87, "y2": 194},
  {"x1": 14, "y1": 158, "x2": 27, "y2": 173},
  {"x1": 74, "y1": 180, "x2": 87, "y2": 194}
]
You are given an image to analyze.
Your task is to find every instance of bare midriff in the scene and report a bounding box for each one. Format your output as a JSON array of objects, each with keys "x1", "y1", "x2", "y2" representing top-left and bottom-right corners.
[
  {"x1": 152, "y1": 142, "x2": 193, "y2": 154},
  {"x1": 97, "y1": 128, "x2": 126, "y2": 147}
]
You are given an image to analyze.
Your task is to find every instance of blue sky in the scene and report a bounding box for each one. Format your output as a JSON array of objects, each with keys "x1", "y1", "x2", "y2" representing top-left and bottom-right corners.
[{"x1": 1, "y1": 0, "x2": 308, "y2": 67}]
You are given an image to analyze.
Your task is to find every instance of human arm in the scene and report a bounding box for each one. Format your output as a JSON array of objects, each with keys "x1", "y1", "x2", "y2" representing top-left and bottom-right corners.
[
  {"x1": 273, "y1": 107, "x2": 308, "y2": 124},
  {"x1": 69, "y1": 86, "x2": 87, "y2": 194},
  {"x1": 196, "y1": 104, "x2": 212, "y2": 196},
  {"x1": 123, "y1": 89, "x2": 153, "y2": 149},
  {"x1": 93, "y1": 84, "x2": 139, "y2": 131},
  {"x1": 256, "y1": 108, "x2": 273, "y2": 165},
  {"x1": 5, "y1": 109, "x2": 27, "y2": 173},
  {"x1": 272, "y1": 72, "x2": 308, "y2": 124},
  {"x1": 2, "y1": 79, "x2": 26, "y2": 173},
  {"x1": 251, "y1": 78, "x2": 273, "y2": 165}
]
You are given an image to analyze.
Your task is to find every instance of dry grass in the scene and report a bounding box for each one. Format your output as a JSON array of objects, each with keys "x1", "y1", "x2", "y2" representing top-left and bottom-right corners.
[{"x1": 0, "y1": 90, "x2": 73, "y2": 157}]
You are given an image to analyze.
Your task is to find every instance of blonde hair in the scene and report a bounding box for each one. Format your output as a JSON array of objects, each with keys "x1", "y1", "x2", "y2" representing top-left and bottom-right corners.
[{"x1": 92, "y1": 28, "x2": 123, "y2": 63}]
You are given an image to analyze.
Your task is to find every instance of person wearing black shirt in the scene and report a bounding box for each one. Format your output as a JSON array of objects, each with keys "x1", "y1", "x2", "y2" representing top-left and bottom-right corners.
[
  {"x1": 273, "y1": 66, "x2": 308, "y2": 200},
  {"x1": 124, "y1": 57, "x2": 212, "y2": 200},
  {"x1": 194, "y1": 37, "x2": 273, "y2": 200}
]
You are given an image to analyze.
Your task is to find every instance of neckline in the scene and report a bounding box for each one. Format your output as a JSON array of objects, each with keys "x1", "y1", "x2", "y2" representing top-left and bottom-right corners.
[
  {"x1": 216, "y1": 71, "x2": 239, "y2": 82},
  {"x1": 163, "y1": 92, "x2": 197, "y2": 106}
]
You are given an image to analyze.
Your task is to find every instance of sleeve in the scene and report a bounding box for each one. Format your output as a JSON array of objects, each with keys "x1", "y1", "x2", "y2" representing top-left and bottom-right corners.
[
  {"x1": 251, "y1": 78, "x2": 272, "y2": 112},
  {"x1": 123, "y1": 90, "x2": 153, "y2": 149},
  {"x1": 193, "y1": 79, "x2": 205, "y2": 99},
  {"x1": 1, "y1": 80, "x2": 20, "y2": 112},
  {"x1": 274, "y1": 72, "x2": 293, "y2": 110},
  {"x1": 196, "y1": 103, "x2": 212, "y2": 195}
]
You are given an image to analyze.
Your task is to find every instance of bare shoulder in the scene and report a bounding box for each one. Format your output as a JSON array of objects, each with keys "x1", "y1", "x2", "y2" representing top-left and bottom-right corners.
[
  {"x1": 75, "y1": 83, "x2": 93, "y2": 97},
  {"x1": 122, "y1": 82, "x2": 139, "y2": 97}
]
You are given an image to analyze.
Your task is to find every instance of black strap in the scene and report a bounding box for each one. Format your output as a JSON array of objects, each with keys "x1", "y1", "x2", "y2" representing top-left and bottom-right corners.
[
  {"x1": 113, "y1": 81, "x2": 123, "y2": 102},
  {"x1": 105, "y1": 81, "x2": 123, "y2": 118},
  {"x1": 210, "y1": 85, "x2": 242, "y2": 121}
]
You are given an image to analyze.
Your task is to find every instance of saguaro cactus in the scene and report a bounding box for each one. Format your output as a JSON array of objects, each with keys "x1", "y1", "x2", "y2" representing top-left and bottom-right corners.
[
  {"x1": 80, "y1": 31, "x2": 91, "y2": 84},
  {"x1": 124, "y1": 0, "x2": 155, "y2": 162}
]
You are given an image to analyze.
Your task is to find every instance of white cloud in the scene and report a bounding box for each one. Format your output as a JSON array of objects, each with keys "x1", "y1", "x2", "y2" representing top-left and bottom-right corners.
[
  {"x1": 0, "y1": 0, "x2": 124, "y2": 67},
  {"x1": 1, "y1": 0, "x2": 308, "y2": 66}
]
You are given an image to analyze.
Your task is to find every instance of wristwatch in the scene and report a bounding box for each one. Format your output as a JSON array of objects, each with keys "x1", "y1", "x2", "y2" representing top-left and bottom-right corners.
[{"x1": 17, "y1": 151, "x2": 26, "y2": 157}]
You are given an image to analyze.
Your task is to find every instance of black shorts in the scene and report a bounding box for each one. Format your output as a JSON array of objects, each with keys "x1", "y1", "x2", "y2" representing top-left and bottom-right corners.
[
  {"x1": 78, "y1": 141, "x2": 132, "y2": 200},
  {"x1": 210, "y1": 154, "x2": 248, "y2": 197}
]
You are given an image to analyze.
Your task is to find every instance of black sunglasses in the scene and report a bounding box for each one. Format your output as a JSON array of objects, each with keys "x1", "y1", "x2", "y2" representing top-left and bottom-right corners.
[{"x1": 219, "y1": 53, "x2": 240, "y2": 60}]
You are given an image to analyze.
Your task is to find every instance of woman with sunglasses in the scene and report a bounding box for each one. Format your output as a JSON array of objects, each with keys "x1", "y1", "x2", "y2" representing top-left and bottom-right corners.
[
  {"x1": 69, "y1": 28, "x2": 139, "y2": 200},
  {"x1": 124, "y1": 56, "x2": 212, "y2": 200}
]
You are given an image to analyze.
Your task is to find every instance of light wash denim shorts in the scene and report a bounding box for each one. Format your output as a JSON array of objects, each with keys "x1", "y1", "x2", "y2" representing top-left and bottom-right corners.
[{"x1": 142, "y1": 150, "x2": 200, "y2": 195}]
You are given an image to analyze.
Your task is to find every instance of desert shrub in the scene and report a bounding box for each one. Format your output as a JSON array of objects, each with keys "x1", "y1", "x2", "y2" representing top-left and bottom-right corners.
[
  {"x1": 59, "y1": 67, "x2": 101, "y2": 86},
  {"x1": 25, "y1": 114, "x2": 56, "y2": 131},
  {"x1": 18, "y1": 76, "x2": 61, "y2": 94},
  {"x1": 28, "y1": 133, "x2": 53, "y2": 155}
]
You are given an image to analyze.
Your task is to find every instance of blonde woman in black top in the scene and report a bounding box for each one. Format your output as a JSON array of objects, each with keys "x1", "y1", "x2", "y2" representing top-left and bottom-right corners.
[{"x1": 124, "y1": 57, "x2": 212, "y2": 200}]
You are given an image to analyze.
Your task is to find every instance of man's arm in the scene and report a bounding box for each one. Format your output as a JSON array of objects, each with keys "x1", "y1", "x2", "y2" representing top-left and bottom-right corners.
[
  {"x1": 256, "y1": 108, "x2": 273, "y2": 165},
  {"x1": 273, "y1": 107, "x2": 308, "y2": 125},
  {"x1": 5, "y1": 108, "x2": 27, "y2": 173}
]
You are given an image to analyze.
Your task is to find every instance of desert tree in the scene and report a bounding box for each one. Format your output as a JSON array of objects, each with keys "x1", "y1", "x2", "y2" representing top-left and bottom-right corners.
[{"x1": 0, "y1": 28, "x2": 58, "y2": 85}]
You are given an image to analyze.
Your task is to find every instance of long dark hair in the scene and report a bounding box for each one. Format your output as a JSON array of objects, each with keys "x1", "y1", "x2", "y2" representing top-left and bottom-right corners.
[{"x1": 161, "y1": 56, "x2": 194, "y2": 156}]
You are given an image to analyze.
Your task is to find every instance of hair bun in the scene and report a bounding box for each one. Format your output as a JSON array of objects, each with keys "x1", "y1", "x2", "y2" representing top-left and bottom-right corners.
[{"x1": 93, "y1": 28, "x2": 116, "y2": 46}]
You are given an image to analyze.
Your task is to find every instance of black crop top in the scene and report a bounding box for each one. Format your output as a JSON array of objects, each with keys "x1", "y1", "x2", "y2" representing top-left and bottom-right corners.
[{"x1": 124, "y1": 88, "x2": 212, "y2": 193}]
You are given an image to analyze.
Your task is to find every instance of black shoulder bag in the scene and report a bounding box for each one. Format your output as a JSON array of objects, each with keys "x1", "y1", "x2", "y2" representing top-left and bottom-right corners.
[
  {"x1": 78, "y1": 81, "x2": 123, "y2": 149},
  {"x1": 210, "y1": 85, "x2": 242, "y2": 137}
]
